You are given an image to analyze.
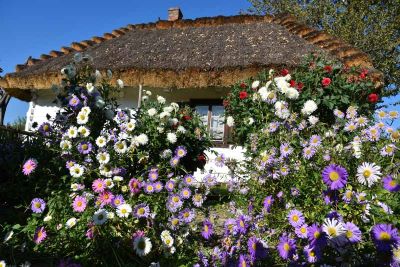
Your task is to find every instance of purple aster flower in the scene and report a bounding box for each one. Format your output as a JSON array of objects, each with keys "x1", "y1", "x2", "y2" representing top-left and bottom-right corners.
[
  {"x1": 356, "y1": 192, "x2": 367, "y2": 204},
  {"x1": 175, "y1": 146, "x2": 187, "y2": 158},
  {"x1": 214, "y1": 153, "x2": 226, "y2": 167},
  {"x1": 180, "y1": 187, "x2": 192, "y2": 199},
  {"x1": 303, "y1": 146, "x2": 316, "y2": 159},
  {"x1": 263, "y1": 195, "x2": 274, "y2": 213},
  {"x1": 224, "y1": 218, "x2": 237, "y2": 236},
  {"x1": 170, "y1": 156, "x2": 180, "y2": 167},
  {"x1": 22, "y1": 158, "x2": 38, "y2": 175},
  {"x1": 303, "y1": 245, "x2": 320, "y2": 263},
  {"x1": 116, "y1": 110, "x2": 128, "y2": 122},
  {"x1": 307, "y1": 224, "x2": 327, "y2": 248},
  {"x1": 287, "y1": 209, "x2": 305, "y2": 228},
  {"x1": 154, "y1": 181, "x2": 163, "y2": 192},
  {"x1": 113, "y1": 167, "x2": 127, "y2": 176},
  {"x1": 322, "y1": 164, "x2": 348, "y2": 190},
  {"x1": 236, "y1": 215, "x2": 248, "y2": 234},
  {"x1": 38, "y1": 122, "x2": 52, "y2": 136},
  {"x1": 144, "y1": 183, "x2": 155, "y2": 194},
  {"x1": 33, "y1": 226, "x2": 47, "y2": 244},
  {"x1": 309, "y1": 135, "x2": 322, "y2": 147},
  {"x1": 238, "y1": 254, "x2": 250, "y2": 266},
  {"x1": 69, "y1": 95, "x2": 81, "y2": 109},
  {"x1": 183, "y1": 174, "x2": 194, "y2": 186},
  {"x1": 277, "y1": 234, "x2": 296, "y2": 260},
  {"x1": 169, "y1": 216, "x2": 180, "y2": 230},
  {"x1": 383, "y1": 175, "x2": 400, "y2": 192},
  {"x1": 202, "y1": 219, "x2": 213, "y2": 239},
  {"x1": 323, "y1": 153, "x2": 331, "y2": 161},
  {"x1": 192, "y1": 193, "x2": 204, "y2": 207},
  {"x1": 343, "y1": 222, "x2": 362, "y2": 243},
  {"x1": 327, "y1": 210, "x2": 343, "y2": 222},
  {"x1": 280, "y1": 143, "x2": 293, "y2": 158},
  {"x1": 31, "y1": 198, "x2": 46, "y2": 213},
  {"x1": 291, "y1": 187, "x2": 300, "y2": 197},
  {"x1": 179, "y1": 208, "x2": 195, "y2": 223},
  {"x1": 248, "y1": 236, "x2": 268, "y2": 261},
  {"x1": 280, "y1": 165, "x2": 290, "y2": 176},
  {"x1": 165, "y1": 180, "x2": 175, "y2": 192},
  {"x1": 295, "y1": 224, "x2": 309, "y2": 239},
  {"x1": 371, "y1": 224, "x2": 400, "y2": 252},
  {"x1": 66, "y1": 160, "x2": 75, "y2": 169},
  {"x1": 342, "y1": 190, "x2": 353, "y2": 203},
  {"x1": 167, "y1": 194, "x2": 182, "y2": 212},
  {"x1": 133, "y1": 203, "x2": 150, "y2": 218},
  {"x1": 72, "y1": 196, "x2": 87, "y2": 212},
  {"x1": 112, "y1": 195, "x2": 125, "y2": 207},
  {"x1": 203, "y1": 174, "x2": 217, "y2": 187},
  {"x1": 128, "y1": 178, "x2": 141, "y2": 194},
  {"x1": 277, "y1": 191, "x2": 284, "y2": 199},
  {"x1": 148, "y1": 170, "x2": 158, "y2": 182},
  {"x1": 77, "y1": 141, "x2": 92, "y2": 155}
]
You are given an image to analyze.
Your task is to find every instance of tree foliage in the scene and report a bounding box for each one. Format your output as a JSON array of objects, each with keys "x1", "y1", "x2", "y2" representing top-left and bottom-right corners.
[{"x1": 246, "y1": 0, "x2": 400, "y2": 101}]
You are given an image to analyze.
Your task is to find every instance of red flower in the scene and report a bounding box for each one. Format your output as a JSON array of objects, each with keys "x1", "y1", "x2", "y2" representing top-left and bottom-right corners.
[
  {"x1": 368, "y1": 93, "x2": 379, "y2": 103},
  {"x1": 289, "y1": 80, "x2": 297, "y2": 87},
  {"x1": 359, "y1": 69, "x2": 368, "y2": 79},
  {"x1": 223, "y1": 99, "x2": 230, "y2": 107},
  {"x1": 324, "y1": 65, "x2": 333, "y2": 73},
  {"x1": 183, "y1": 115, "x2": 192, "y2": 121},
  {"x1": 197, "y1": 154, "x2": 206, "y2": 163},
  {"x1": 280, "y1": 69, "x2": 289, "y2": 76},
  {"x1": 239, "y1": 91, "x2": 248, "y2": 100},
  {"x1": 240, "y1": 82, "x2": 247, "y2": 89},
  {"x1": 297, "y1": 82, "x2": 304, "y2": 91},
  {"x1": 321, "y1": 77, "x2": 331, "y2": 87}
]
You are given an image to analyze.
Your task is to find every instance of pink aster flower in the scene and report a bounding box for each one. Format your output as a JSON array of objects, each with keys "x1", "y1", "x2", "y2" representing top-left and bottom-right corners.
[
  {"x1": 33, "y1": 226, "x2": 47, "y2": 244},
  {"x1": 92, "y1": 179, "x2": 106, "y2": 193},
  {"x1": 22, "y1": 158, "x2": 38, "y2": 175},
  {"x1": 72, "y1": 196, "x2": 87, "y2": 212},
  {"x1": 98, "y1": 191, "x2": 114, "y2": 206}
]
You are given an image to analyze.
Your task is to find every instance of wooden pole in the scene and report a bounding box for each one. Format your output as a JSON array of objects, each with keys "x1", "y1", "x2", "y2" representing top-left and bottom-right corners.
[
  {"x1": 0, "y1": 89, "x2": 11, "y2": 126},
  {"x1": 137, "y1": 84, "x2": 142, "y2": 109}
]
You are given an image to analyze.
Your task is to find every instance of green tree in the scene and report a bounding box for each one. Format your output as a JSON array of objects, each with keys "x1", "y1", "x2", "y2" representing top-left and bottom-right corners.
[
  {"x1": 7, "y1": 116, "x2": 26, "y2": 131},
  {"x1": 246, "y1": 0, "x2": 400, "y2": 102}
]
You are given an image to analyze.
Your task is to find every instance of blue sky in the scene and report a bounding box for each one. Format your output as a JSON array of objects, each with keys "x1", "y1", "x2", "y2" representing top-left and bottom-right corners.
[
  {"x1": 1, "y1": 0, "x2": 398, "y2": 127},
  {"x1": 0, "y1": 0, "x2": 251, "y2": 124}
]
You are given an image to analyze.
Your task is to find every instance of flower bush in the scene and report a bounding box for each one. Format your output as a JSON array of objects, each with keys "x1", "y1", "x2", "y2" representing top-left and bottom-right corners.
[
  {"x1": 224, "y1": 55, "x2": 380, "y2": 144},
  {"x1": 1, "y1": 54, "x2": 213, "y2": 266},
  {"x1": 192, "y1": 63, "x2": 399, "y2": 265}
]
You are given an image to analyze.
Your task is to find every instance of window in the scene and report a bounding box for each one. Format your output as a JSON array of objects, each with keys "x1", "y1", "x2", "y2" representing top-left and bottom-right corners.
[{"x1": 191, "y1": 100, "x2": 230, "y2": 146}]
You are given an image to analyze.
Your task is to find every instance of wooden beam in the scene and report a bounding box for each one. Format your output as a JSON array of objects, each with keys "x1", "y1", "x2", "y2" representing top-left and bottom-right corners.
[{"x1": 0, "y1": 88, "x2": 11, "y2": 125}]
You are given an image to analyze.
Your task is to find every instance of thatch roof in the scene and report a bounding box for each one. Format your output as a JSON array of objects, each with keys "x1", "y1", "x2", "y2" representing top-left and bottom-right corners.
[{"x1": 0, "y1": 14, "x2": 382, "y2": 101}]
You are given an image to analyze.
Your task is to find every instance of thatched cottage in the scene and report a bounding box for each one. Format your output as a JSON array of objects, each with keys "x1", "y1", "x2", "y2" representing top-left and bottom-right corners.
[{"x1": 0, "y1": 8, "x2": 381, "y2": 146}]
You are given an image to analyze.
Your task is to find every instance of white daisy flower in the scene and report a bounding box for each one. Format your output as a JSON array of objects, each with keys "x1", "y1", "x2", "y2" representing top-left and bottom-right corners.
[
  {"x1": 67, "y1": 126, "x2": 78, "y2": 138},
  {"x1": 78, "y1": 126, "x2": 90, "y2": 137},
  {"x1": 170, "y1": 102, "x2": 179, "y2": 111},
  {"x1": 60, "y1": 140, "x2": 72, "y2": 150},
  {"x1": 133, "y1": 134, "x2": 148, "y2": 146},
  {"x1": 96, "y1": 152, "x2": 110, "y2": 164},
  {"x1": 147, "y1": 108, "x2": 157, "y2": 116},
  {"x1": 104, "y1": 178, "x2": 114, "y2": 189},
  {"x1": 99, "y1": 164, "x2": 113, "y2": 177},
  {"x1": 157, "y1": 96, "x2": 166, "y2": 104},
  {"x1": 71, "y1": 183, "x2": 80, "y2": 191},
  {"x1": 170, "y1": 118, "x2": 178, "y2": 125},
  {"x1": 322, "y1": 218, "x2": 346, "y2": 240},
  {"x1": 107, "y1": 212, "x2": 115, "y2": 219},
  {"x1": 308, "y1": 116, "x2": 319, "y2": 125},
  {"x1": 66, "y1": 217, "x2": 77, "y2": 228},
  {"x1": 145, "y1": 90, "x2": 152, "y2": 96},
  {"x1": 227, "y1": 116, "x2": 235, "y2": 127},
  {"x1": 70, "y1": 164, "x2": 84, "y2": 178},
  {"x1": 167, "y1": 133, "x2": 177, "y2": 144},
  {"x1": 96, "y1": 136, "x2": 107, "y2": 147},
  {"x1": 93, "y1": 209, "x2": 108, "y2": 225},
  {"x1": 162, "y1": 234, "x2": 174, "y2": 248},
  {"x1": 116, "y1": 204, "x2": 132, "y2": 218},
  {"x1": 81, "y1": 106, "x2": 91, "y2": 115},
  {"x1": 356, "y1": 162, "x2": 382, "y2": 186},
  {"x1": 126, "y1": 120, "x2": 136, "y2": 131},
  {"x1": 114, "y1": 141, "x2": 128, "y2": 154},
  {"x1": 43, "y1": 215, "x2": 52, "y2": 222},
  {"x1": 77, "y1": 111, "x2": 89, "y2": 125},
  {"x1": 163, "y1": 106, "x2": 174, "y2": 113},
  {"x1": 159, "y1": 111, "x2": 170, "y2": 119},
  {"x1": 285, "y1": 87, "x2": 299, "y2": 99},
  {"x1": 157, "y1": 127, "x2": 164, "y2": 133},
  {"x1": 133, "y1": 236, "x2": 152, "y2": 256}
]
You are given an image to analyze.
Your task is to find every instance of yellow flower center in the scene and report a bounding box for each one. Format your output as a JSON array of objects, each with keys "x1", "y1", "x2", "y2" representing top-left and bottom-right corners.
[
  {"x1": 314, "y1": 231, "x2": 320, "y2": 238},
  {"x1": 346, "y1": 230, "x2": 353, "y2": 238},
  {"x1": 172, "y1": 219, "x2": 179, "y2": 225},
  {"x1": 82, "y1": 144, "x2": 88, "y2": 150},
  {"x1": 346, "y1": 191, "x2": 352, "y2": 198},
  {"x1": 121, "y1": 208, "x2": 127, "y2": 214},
  {"x1": 309, "y1": 251, "x2": 315, "y2": 257},
  {"x1": 300, "y1": 227, "x2": 306, "y2": 233},
  {"x1": 363, "y1": 170, "x2": 371, "y2": 178},
  {"x1": 35, "y1": 203, "x2": 41, "y2": 208},
  {"x1": 252, "y1": 243, "x2": 257, "y2": 250},
  {"x1": 328, "y1": 227, "x2": 337, "y2": 236},
  {"x1": 292, "y1": 215, "x2": 299, "y2": 222},
  {"x1": 389, "y1": 181, "x2": 397, "y2": 187},
  {"x1": 77, "y1": 201, "x2": 82, "y2": 207},
  {"x1": 379, "y1": 232, "x2": 391, "y2": 241},
  {"x1": 283, "y1": 243, "x2": 290, "y2": 251},
  {"x1": 329, "y1": 171, "x2": 339, "y2": 181},
  {"x1": 240, "y1": 220, "x2": 245, "y2": 227},
  {"x1": 204, "y1": 225, "x2": 209, "y2": 232},
  {"x1": 138, "y1": 208, "x2": 145, "y2": 215},
  {"x1": 172, "y1": 196, "x2": 179, "y2": 203}
]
